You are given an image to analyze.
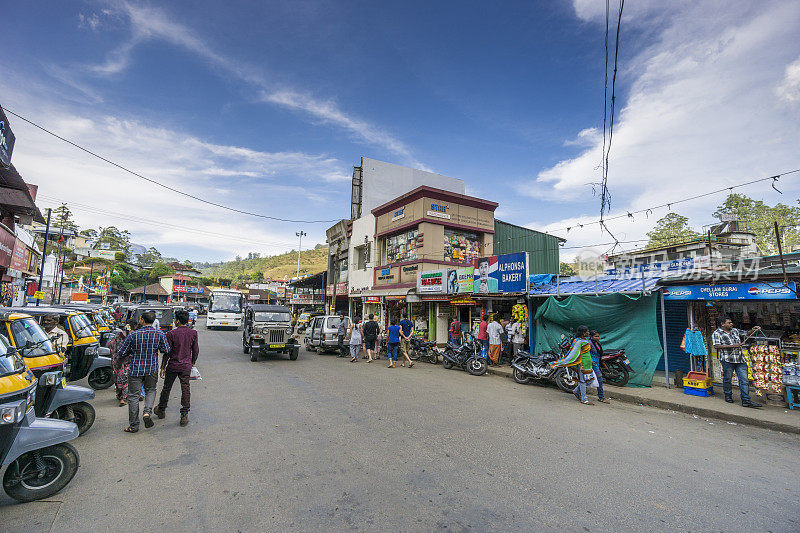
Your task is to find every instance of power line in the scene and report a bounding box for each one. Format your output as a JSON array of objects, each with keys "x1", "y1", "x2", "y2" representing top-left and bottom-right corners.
[
  {"x1": 546, "y1": 169, "x2": 800, "y2": 235},
  {"x1": 3, "y1": 107, "x2": 340, "y2": 224},
  {"x1": 35, "y1": 195, "x2": 300, "y2": 250}
]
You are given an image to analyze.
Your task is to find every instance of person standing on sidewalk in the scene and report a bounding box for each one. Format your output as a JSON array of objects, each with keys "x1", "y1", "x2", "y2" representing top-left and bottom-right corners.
[
  {"x1": 386, "y1": 319, "x2": 401, "y2": 368},
  {"x1": 589, "y1": 330, "x2": 610, "y2": 404},
  {"x1": 117, "y1": 311, "x2": 170, "y2": 433},
  {"x1": 336, "y1": 312, "x2": 348, "y2": 357},
  {"x1": 477, "y1": 314, "x2": 489, "y2": 358},
  {"x1": 510, "y1": 318, "x2": 525, "y2": 357},
  {"x1": 348, "y1": 317, "x2": 363, "y2": 363},
  {"x1": 486, "y1": 315, "x2": 504, "y2": 366},
  {"x1": 399, "y1": 312, "x2": 415, "y2": 368},
  {"x1": 712, "y1": 317, "x2": 762, "y2": 408},
  {"x1": 363, "y1": 314, "x2": 381, "y2": 362},
  {"x1": 154, "y1": 309, "x2": 199, "y2": 427},
  {"x1": 448, "y1": 316, "x2": 462, "y2": 346}
]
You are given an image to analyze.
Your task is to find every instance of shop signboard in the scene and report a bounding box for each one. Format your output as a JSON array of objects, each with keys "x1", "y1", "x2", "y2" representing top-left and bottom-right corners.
[
  {"x1": 450, "y1": 295, "x2": 478, "y2": 306},
  {"x1": 663, "y1": 282, "x2": 797, "y2": 300},
  {"x1": 71, "y1": 292, "x2": 89, "y2": 302},
  {"x1": 472, "y1": 252, "x2": 529, "y2": 294},
  {"x1": 364, "y1": 296, "x2": 382, "y2": 303},
  {"x1": 277, "y1": 287, "x2": 286, "y2": 298},
  {"x1": 446, "y1": 267, "x2": 474, "y2": 294},
  {"x1": 417, "y1": 269, "x2": 446, "y2": 293},
  {"x1": 9, "y1": 239, "x2": 28, "y2": 273},
  {"x1": 606, "y1": 255, "x2": 711, "y2": 278},
  {"x1": 186, "y1": 286, "x2": 204, "y2": 294},
  {"x1": 173, "y1": 285, "x2": 189, "y2": 293},
  {"x1": 0, "y1": 106, "x2": 15, "y2": 167},
  {"x1": 0, "y1": 225, "x2": 14, "y2": 268}
]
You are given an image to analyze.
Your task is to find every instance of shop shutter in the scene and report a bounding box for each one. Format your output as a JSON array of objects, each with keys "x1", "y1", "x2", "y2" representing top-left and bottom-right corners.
[{"x1": 656, "y1": 300, "x2": 691, "y2": 373}]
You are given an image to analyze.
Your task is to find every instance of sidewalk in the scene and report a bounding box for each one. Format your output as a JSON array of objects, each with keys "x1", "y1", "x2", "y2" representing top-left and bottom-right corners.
[{"x1": 487, "y1": 365, "x2": 800, "y2": 434}]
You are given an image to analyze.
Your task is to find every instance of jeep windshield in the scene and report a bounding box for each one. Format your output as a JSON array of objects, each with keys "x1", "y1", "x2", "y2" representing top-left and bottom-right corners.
[{"x1": 254, "y1": 312, "x2": 290, "y2": 322}]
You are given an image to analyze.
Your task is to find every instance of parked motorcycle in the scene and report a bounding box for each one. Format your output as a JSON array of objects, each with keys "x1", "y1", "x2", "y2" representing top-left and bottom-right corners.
[
  {"x1": 597, "y1": 349, "x2": 633, "y2": 386},
  {"x1": 407, "y1": 336, "x2": 439, "y2": 364},
  {"x1": 510, "y1": 349, "x2": 575, "y2": 391},
  {"x1": 440, "y1": 333, "x2": 487, "y2": 376}
]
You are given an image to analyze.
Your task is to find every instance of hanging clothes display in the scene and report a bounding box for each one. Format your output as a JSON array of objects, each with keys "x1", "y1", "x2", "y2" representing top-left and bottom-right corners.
[{"x1": 682, "y1": 329, "x2": 708, "y2": 356}]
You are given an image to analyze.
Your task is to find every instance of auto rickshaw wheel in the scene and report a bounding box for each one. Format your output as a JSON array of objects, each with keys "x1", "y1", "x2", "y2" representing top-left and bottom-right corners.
[
  {"x1": 3, "y1": 443, "x2": 79, "y2": 502},
  {"x1": 88, "y1": 367, "x2": 114, "y2": 390},
  {"x1": 55, "y1": 402, "x2": 96, "y2": 435}
]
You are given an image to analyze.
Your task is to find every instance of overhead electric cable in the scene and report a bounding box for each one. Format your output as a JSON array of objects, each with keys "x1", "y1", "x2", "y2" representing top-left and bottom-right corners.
[{"x1": 3, "y1": 107, "x2": 340, "y2": 224}]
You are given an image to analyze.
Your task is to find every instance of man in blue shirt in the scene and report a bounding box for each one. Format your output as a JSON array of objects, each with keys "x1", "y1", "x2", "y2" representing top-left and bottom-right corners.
[
  {"x1": 118, "y1": 311, "x2": 170, "y2": 433},
  {"x1": 399, "y1": 312, "x2": 415, "y2": 368}
]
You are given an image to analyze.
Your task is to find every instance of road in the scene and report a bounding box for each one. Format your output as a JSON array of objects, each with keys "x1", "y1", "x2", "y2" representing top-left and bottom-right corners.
[{"x1": 2, "y1": 320, "x2": 799, "y2": 532}]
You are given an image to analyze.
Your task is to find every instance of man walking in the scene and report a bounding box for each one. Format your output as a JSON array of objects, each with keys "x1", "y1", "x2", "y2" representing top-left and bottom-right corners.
[
  {"x1": 486, "y1": 315, "x2": 504, "y2": 365},
  {"x1": 117, "y1": 311, "x2": 170, "y2": 433},
  {"x1": 154, "y1": 309, "x2": 199, "y2": 426},
  {"x1": 712, "y1": 317, "x2": 762, "y2": 408},
  {"x1": 336, "y1": 312, "x2": 348, "y2": 357},
  {"x1": 362, "y1": 314, "x2": 381, "y2": 362},
  {"x1": 399, "y1": 312, "x2": 415, "y2": 368}
]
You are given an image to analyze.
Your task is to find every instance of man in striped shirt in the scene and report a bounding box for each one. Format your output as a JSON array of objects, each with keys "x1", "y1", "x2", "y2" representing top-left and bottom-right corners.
[{"x1": 118, "y1": 311, "x2": 171, "y2": 432}]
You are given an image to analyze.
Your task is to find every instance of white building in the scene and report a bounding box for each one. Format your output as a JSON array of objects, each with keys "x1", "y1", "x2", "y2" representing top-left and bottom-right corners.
[{"x1": 346, "y1": 157, "x2": 465, "y2": 320}]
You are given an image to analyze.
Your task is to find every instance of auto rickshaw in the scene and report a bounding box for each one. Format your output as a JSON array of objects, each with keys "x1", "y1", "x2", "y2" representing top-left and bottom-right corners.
[
  {"x1": 1, "y1": 307, "x2": 114, "y2": 390},
  {"x1": 61, "y1": 303, "x2": 116, "y2": 347},
  {"x1": 0, "y1": 336, "x2": 80, "y2": 502},
  {"x1": 124, "y1": 304, "x2": 174, "y2": 332}
]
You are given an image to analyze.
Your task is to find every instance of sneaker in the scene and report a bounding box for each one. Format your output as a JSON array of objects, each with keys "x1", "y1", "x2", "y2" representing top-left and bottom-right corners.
[
  {"x1": 724, "y1": 396, "x2": 734, "y2": 403},
  {"x1": 180, "y1": 413, "x2": 189, "y2": 426},
  {"x1": 154, "y1": 406, "x2": 166, "y2": 419},
  {"x1": 742, "y1": 401, "x2": 762, "y2": 408}
]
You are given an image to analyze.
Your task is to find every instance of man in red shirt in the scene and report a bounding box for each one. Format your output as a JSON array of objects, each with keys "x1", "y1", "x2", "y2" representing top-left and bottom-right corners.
[
  {"x1": 154, "y1": 309, "x2": 199, "y2": 427},
  {"x1": 477, "y1": 314, "x2": 489, "y2": 357},
  {"x1": 448, "y1": 316, "x2": 462, "y2": 345}
]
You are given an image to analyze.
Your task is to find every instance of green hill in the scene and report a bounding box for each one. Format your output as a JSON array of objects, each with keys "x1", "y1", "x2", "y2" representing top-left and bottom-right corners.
[{"x1": 197, "y1": 244, "x2": 329, "y2": 281}]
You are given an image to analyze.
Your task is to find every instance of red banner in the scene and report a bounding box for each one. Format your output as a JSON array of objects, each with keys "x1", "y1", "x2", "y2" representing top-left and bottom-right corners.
[
  {"x1": 0, "y1": 225, "x2": 15, "y2": 268},
  {"x1": 173, "y1": 285, "x2": 188, "y2": 293}
]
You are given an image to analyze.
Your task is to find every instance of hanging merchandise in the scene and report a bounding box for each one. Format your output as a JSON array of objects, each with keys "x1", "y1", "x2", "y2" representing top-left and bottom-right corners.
[
  {"x1": 682, "y1": 329, "x2": 707, "y2": 356},
  {"x1": 748, "y1": 344, "x2": 784, "y2": 395},
  {"x1": 512, "y1": 303, "x2": 528, "y2": 336}
]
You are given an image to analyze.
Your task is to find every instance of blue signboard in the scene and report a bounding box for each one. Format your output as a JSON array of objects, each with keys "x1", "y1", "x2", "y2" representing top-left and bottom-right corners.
[
  {"x1": 186, "y1": 286, "x2": 204, "y2": 294},
  {"x1": 0, "y1": 106, "x2": 15, "y2": 167},
  {"x1": 662, "y1": 282, "x2": 797, "y2": 300},
  {"x1": 473, "y1": 252, "x2": 529, "y2": 294}
]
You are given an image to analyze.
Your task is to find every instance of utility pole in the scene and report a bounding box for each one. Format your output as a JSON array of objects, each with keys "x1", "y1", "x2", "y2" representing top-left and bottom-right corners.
[
  {"x1": 36, "y1": 208, "x2": 51, "y2": 307},
  {"x1": 774, "y1": 221, "x2": 789, "y2": 286},
  {"x1": 296, "y1": 230, "x2": 306, "y2": 279}
]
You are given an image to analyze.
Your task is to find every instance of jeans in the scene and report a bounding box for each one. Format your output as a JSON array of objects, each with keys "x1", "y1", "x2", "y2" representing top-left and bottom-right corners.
[
  {"x1": 158, "y1": 369, "x2": 191, "y2": 414},
  {"x1": 722, "y1": 361, "x2": 751, "y2": 403},
  {"x1": 592, "y1": 362, "x2": 605, "y2": 400},
  {"x1": 572, "y1": 367, "x2": 587, "y2": 402},
  {"x1": 387, "y1": 342, "x2": 399, "y2": 362},
  {"x1": 480, "y1": 339, "x2": 489, "y2": 357},
  {"x1": 349, "y1": 344, "x2": 361, "y2": 359},
  {"x1": 337, "y1": 335, "x2": 346, "y2": 356},
  {"x1": 127, "y1": 374, "x2": 158, "y2": 429}
]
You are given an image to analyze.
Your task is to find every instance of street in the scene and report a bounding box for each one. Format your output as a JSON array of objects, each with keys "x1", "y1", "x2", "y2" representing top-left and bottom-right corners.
[{"x1": 2, "y1": 320, "x2": 799, "y2": 532}]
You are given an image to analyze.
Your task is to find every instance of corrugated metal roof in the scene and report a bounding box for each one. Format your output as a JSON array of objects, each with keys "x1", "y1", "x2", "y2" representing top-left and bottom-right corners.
[{"x1": 529, "y1": 277, "x2": 659, "y2": 296}]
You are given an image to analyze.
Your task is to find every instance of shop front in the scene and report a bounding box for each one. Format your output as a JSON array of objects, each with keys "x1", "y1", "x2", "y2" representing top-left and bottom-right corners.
[{"x1": 662, "y1": 279, "x2": 799, "y2": 403}]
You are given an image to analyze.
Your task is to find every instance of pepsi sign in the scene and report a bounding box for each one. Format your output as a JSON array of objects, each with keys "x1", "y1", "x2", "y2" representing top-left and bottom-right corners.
[{"x1": 663, "y1": 282, "x2": 796, "y2": 300}]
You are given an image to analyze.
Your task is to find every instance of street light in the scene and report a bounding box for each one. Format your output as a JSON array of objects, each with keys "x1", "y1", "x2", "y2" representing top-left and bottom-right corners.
[{"x1": 296, "y1": 231, "x2": 306, "y2": 279}]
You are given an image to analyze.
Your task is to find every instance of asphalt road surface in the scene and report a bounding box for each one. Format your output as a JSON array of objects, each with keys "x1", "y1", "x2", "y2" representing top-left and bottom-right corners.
[{"x1": 2, "y1": 320, "x2": 799, "y2": 532}]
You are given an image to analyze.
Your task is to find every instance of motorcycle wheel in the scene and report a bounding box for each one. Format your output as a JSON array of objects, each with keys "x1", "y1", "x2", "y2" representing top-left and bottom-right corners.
[
  {"x1": 603, "y1": 361, "x2": 630, "y2": 387},
  {"x1": 555, "y1": 367, "x2": 579, "y2": 392},
  {"x1": 442, "y1": 358, "x2": 454, "y2": 369},
  {"x1": 55, "y1": 402, "x2": 96, "y2": 436},
  {"x1": 512, "y1": 367, "x2": 531, "y2": 384},
  {"x1": 3, "y1": 443, "x2": 79, "y2": 503},
  {"x1": 427, "y1": 350, "x2": 438, "y2": 364},
  {"x1": 87, "y1": 367, "x2": 114, "y2": 390},
  {"x1": 408, "y1": 349, "x2": 421, "y2": 361},
  {"x1": 467, "y1": 357, "x2": 487, "y2": 376}
]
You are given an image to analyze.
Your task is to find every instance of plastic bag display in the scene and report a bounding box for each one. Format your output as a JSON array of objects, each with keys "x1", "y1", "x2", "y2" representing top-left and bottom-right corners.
[{"x1": 190, "y1": 366, "x2": 202, "y2": 381}]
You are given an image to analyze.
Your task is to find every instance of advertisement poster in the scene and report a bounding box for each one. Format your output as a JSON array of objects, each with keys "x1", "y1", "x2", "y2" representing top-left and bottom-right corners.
[
  {"x1": 663, "y1": 282, "x2": 797, "y2": 300},
  {"x1": 417, "y1": 269, "x2": 446, "y2": 293},
  {"x1": 473, "y1": 252, "x2": 529, "y2": 294},
  {"x1": 447, "y1": 267, "x2": 474, "y2": 293}
]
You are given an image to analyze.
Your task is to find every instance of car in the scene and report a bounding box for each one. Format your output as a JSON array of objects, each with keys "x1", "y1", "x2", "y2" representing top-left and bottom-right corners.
[
  {"x1": 304, "y1": 315, "x2": 351, "y2": 355},
  {"x1": 242, "y1": 304, "x2": 299, "y2": 362}
]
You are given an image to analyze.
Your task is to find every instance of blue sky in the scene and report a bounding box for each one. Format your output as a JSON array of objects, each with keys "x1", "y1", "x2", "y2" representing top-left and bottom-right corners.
[{"x1": 2, "y1": 1, "x2": 799, "y2": 262}]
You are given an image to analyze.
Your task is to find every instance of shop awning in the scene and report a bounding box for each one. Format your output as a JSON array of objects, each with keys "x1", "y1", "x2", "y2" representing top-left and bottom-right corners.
[
  {"x1": 529, "y1": 277, "x2": 659, "y2": 296},
  {"x1": 359, "y1": 287, "x2": 414, "y2": 297}
]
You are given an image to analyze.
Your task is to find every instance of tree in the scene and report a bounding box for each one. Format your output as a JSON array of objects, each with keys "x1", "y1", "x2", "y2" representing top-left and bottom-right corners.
[
  {"x1": 646, "y1": 213, "x2": 701, "y2": 248},
  {"x1": 79, "y1": 228, "x2": 97, "y2": 238},
  {"x1": 95, "y1": 226, "x2": 132, "y2": 258},
  {"x1": 148, "y1": 262, "x2": 173, "y2": 279},
  {"x1": 253, "y1": 271, "x2": 264, "y2": 281},
  {"x1": 136, "y1": 247, "x2": 163, "y2": 268},
  {"x1": 559, "y1": 262, "x2": 576, "y2": 276},
  {"x1": 53, "y1": 204, "x2": 78, "y2": 234},
  {"x1": 713, "y1": 194, "x2": 800, "y2": 254}
]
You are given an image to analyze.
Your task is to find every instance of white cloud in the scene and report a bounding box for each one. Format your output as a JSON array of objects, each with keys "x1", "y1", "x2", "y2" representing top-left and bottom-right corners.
[
  {"x1": 523, "y1": 1, "x2": 800, "y2": 255},
  {"x1": 80, "y1": 2, "x2": 420, "y2": 164},
  {"x1": 563, "y1": 127, "x2": 602, "y2": 147},
  {"x1": 777, "y1": 56, "x2": 800, "y2": 104}
]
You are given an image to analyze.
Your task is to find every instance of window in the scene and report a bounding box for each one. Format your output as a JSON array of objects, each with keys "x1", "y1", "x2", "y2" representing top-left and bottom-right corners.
[
  {"x1": 384, "y1": 228, "x2": 420, "y2": 264},
  {"x1": 338, "y1": 257, "x2": 348, "y2": 274},
  {"x1": 355, "y1": 246, "x2": 367, "y2": 270},
  {"x1": 443, "y1": 228, "x2": 481, "y2": 263}
]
